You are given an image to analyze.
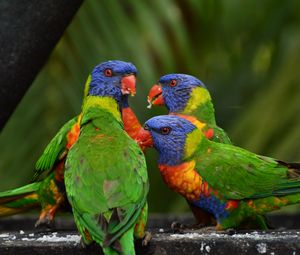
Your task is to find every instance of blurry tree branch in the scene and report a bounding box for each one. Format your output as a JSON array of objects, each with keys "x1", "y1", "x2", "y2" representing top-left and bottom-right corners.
[{"x1": 0, "y1": 0, "x2": 83, "y2": 130}]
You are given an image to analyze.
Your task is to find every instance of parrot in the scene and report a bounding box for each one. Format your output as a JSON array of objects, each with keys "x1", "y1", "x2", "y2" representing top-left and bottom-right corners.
[
  {"x1": 0, "y1": 115, "x2": 79, "y2": 226},
  {"x1": 147, "y1": 73, "x2": 231, "y2": 144},
  {"x1": 61, "y1": 60, "x2": 149, "y2": 255},
  {"x1": 0, "y1": 60, "x2": 143, "y2": 229},
  {"x1": 137, "y1": 114, "x2": 300, "y2": 230},
  {"x1": 146, "y1": 74, "x2": 231, "y2": 228}
]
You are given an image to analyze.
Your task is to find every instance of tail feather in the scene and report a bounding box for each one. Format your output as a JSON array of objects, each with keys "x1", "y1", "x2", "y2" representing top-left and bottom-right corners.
[
  {"x1": 274, "y1": 186, "x2": 300, "y2": 196},
  {"x1": 252, "y1": 193, "x2": 300, "y2": 215},
  {"x1": 0, "y1": 182, "x2": 41, "y2": 217},
  {"x1": 277, "y1": 160, "x2": 300, "y2": 170},
  {"x1": 277, "y1": 160, "x2": 300, "y2": 179},
  {"x1": 0, "y1": 182, "x2": 40, "y2": 200}
]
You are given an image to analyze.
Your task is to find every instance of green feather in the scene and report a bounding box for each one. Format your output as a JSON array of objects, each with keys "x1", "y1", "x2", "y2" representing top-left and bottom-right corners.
[
  {"x1": 185, "y1": 128, "x2": 300, "y2": 200},
  {"x1": 0, "y1": 182, "x2": 40, "y2": 198},
  {"x1": 65, "y1": 97, "x2": 148, "y2": 253},
  {"x1": 179, "y1": 126, "x2": 300, "y2": 229},
  {"x1": 33, "y1": 116, "x2": 78, "y2": 180}
]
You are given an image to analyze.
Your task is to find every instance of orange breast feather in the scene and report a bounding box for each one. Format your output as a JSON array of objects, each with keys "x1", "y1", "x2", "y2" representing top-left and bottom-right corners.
[{"x1": 158, "y1": 161, "x2": 202, "y2": 201}]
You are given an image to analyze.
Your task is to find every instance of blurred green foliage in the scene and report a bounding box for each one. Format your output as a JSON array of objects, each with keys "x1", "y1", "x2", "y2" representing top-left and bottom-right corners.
[{"x1": 0, "y1": 0, "x2": 300, "y2": 213}]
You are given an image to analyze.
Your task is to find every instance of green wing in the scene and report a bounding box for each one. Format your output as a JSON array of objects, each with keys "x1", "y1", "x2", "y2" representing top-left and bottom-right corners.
[
  {"x1": 208, "y1": 124, "x2": 232, "y2": 144},
  {"x1": 65, "y1": 108, "x2": 148, "y2": 246},
  {"x1": 193, "y1": 140, "x2": 300, "y2": 200},
  {"x1": 33, "y1": 116, "x2": 78, "y2": 181}
]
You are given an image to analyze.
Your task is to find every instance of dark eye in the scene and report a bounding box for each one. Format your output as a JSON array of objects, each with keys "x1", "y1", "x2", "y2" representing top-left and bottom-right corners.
[
  {"x1": 160, "y1": 127, "x2": 171, "y2": 135},
  {"x1": 104, "y1": 68, "x2": 113, "y2": 77},
  {"x1": 169, "y1": 79, "x2": 177, "y2": 87},
  {"x1": 144, "y1": 124, "x2": 150, "y2": 131}
]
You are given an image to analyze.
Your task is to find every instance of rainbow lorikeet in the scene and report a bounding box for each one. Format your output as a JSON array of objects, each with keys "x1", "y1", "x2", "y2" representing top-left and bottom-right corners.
[
  {"x1": 147, "y1": 74, "x2": 231, "y2": 144},
  {"x1": 137, "y1": 115, "x2": 300, "y2": 230},
  {"x1": 146, "y1": 74, "x2": 232, "y2": 227},
  {"x1": 62, "y1": 61, "x2": 149, "y2": 255},
  {"x1": 0, "y1": 115, "x2": 80, "y2": 226},
  {"x1": 0, "y1": 60, "x2": 142, "y2": 229}
]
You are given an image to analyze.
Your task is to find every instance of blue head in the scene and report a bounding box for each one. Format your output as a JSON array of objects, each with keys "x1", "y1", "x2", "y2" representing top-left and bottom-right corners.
[
  {"x1": 148, "y1": 74, "x2": 206, "y2": 112},
  {"x1": 140, "y1": 115, "x2": 197, "y2": 165},
  {"x1": 87, "y1": 60, "x2": 137, "y2": 103}
]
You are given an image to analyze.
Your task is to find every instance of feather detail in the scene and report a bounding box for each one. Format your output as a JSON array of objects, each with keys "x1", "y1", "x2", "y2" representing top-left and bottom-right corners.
[
  {"x1": 182, "y1": 87, "x2": 211, "y2": 114},
  {"x1": 158, "y1": 161, "x2": 202, "y2": 201}
]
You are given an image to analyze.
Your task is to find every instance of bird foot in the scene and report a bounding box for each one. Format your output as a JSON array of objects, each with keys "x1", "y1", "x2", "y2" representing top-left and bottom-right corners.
[
  {"x1": 80, "y1": 237, "x2": 87, "y2": 249},
  {"x1": 190, "y1": 223, "x2": 208, "y2": 230},
  {"x1": 35, "y1": 215, "x2": 54, "y2": 228},
  {"x1": 171, "y1": 221, "x2": 211, "y2": 233},
  {"x1": 195, "y1": 226, "x2": 217, "y2": 233},
  {"x1": 223, "y1": 228, "x2": 236, "y2": 236},
  {"x1": 171, "y1": 221, "x2": 237, "y2": 235},
  {"x1": 192, "y1": 226, "x2": 236, "y2": 235},
  {"x1": 171, "y1": 221, "x2": 188, "y2": 233},
  {"x1": 142, "y1": 231, "x2": 152, "y2": 246}
]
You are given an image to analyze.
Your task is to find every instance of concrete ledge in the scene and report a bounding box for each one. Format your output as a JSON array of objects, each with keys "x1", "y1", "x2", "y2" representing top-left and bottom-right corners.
[
  {"x1": 0, "y1": 229, "x2": 299, "y2": 255},
  {"x1": 0, "y1": 214, "x2": 299, "y2": 254},
  {"x1": 154, "y1": 229, "x2": 300, "y2": 255}
]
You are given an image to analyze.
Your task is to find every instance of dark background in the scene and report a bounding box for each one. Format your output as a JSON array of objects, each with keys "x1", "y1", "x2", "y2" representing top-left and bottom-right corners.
[{"x1": 0, "y1": 0, "x2": 300, "y2": 214}]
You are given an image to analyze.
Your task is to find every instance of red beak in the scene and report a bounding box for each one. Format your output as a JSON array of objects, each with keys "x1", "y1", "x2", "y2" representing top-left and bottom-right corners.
[
  {"x1": 121, "y1": 75, "x2": 136, "y2": 96},
  {"x1": 147, "y1": 84, "x2": 165, "y2": 106},
  {"x1": 135, "y1": 129, "x2": 153, "y2": 149}
]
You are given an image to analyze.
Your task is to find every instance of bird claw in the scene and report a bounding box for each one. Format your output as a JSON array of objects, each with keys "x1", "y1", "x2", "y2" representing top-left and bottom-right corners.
[
  {"x1": 35, "y1": 216, "x2": 54, "y2": 229},
  {"x1": 80, "y1": 237, "x2": 87, "y2": 248},
  {"x1": 224, "y1": 228, "x2": 236, "y2": 236},
  {"x1": 191, "y1": 226, "x2": 236, "y2": 235},
  {"x1": 142, "y1": 231, "x2": 152, "y2": 246},
  {"x1": 171, "y1": 221, "x2": 187, "y2": 233},
  {"x1": 188, "y1": 222, "x2": 207, "y2": 229},
  {"x1": 195, "y1": 226, "x2": 216, "y2": 233}
]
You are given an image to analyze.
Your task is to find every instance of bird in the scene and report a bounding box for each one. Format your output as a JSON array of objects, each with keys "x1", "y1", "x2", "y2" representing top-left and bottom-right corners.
[
  {"x1": 0, "y1": 60, "x2": 143, "y2": 230},
  {"x1": 136, "y1": 114, "x2": 300, "y2": 230},
  {"x1": 147, "y1": 73, "x2": 231, "y2": 144},
  {"x1": 63, "y1": 60, "x2": 149, "y2": 254},
  {"x1": 146, "y1": 74, "x2": 233, "y2": 228}
]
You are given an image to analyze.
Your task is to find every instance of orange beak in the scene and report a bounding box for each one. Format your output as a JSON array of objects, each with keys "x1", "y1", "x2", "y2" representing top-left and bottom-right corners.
[
  {"x1": 135, "y1": 128, "x2": 153, "y2": 149},
  {"x1": 147, "y1": 84, "x2": 164, "y2": 108},
  {"x1": 121, "y1": 75, "x2": 136, "y2": 96}
]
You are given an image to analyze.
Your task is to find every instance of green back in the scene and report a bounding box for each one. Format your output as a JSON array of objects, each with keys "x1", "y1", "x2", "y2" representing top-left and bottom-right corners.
[
  {"x1": 65, "y1": 101, "x2": 148, "y2": 246},
  {"x1": 186, "y1": 129, "x2": 300, "y2": 200}
]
